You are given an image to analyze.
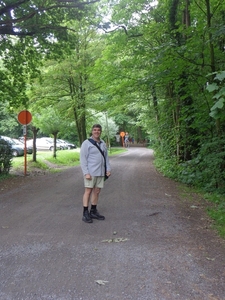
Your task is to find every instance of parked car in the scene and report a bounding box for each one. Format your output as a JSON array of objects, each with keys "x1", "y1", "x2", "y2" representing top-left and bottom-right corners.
[
  {"x1": 27, "y1": 138, "x2": 59, "y2": 151},
  {"x1": 56, "y1": 139, "x2": 68, "y2": 150},
  {"x1": 0, "y1": 136, "x2": 24, "y2": 157},
  {"x1": 59, "y1": 139, "x2": 77, "y2": 149},
  {"x1": 40, "y1": 137, "x2": 62, "y2": 150},
  {"x1": 18, "y1": 137, "x2": 25, "y2": 143},
  {"x1": 57, "y1": 139, "x2": 70, "y2": 149},
  {"x1": 12, "y1": 138, "x2": 33, "y2": 154}
]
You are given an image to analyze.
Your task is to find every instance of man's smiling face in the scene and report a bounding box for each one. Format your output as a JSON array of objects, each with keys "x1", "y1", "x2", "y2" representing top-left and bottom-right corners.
[{"x1": 92, "y1": 127, "x2": 101, "y2": 141}]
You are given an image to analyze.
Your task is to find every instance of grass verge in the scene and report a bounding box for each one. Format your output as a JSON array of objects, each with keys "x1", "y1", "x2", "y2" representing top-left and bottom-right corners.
[
  {"x1": 204, "y1": 193, "x2": 225, "y2": 237},
  {"x1": 11, "y1": 149, "x2": 80, "y2": 173}
]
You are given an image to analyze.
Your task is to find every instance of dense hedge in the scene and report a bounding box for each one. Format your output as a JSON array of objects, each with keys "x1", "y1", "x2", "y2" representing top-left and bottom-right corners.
[{"x1": 0, "y1": 139, "x2": 13, "y2": 175}]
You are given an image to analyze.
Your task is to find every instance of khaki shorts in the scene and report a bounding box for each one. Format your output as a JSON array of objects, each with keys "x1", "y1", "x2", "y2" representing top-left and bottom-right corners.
[{"x1": 84, "y1": 176, "x2": 104, "y2": 188}]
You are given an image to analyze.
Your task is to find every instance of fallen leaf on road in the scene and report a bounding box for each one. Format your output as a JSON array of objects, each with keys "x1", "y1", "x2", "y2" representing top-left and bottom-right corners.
[
  {"x1": 101, "y1": 239, "x2": 113, "y2": 243},
  {"x1": 114, "y1": 238, "x2": 129, "y2": 243},
  {"x1": 101, "y1": 237, "x2": 129, "y2": 243},
  {"x1": 206, "y1": 257, "x2": 215, "y2": 261}
]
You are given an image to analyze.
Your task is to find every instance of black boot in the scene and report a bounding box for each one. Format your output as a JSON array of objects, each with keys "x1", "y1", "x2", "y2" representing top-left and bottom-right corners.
[{"x1": 90, "y1": 209, "x2": 105, "y2": 220}]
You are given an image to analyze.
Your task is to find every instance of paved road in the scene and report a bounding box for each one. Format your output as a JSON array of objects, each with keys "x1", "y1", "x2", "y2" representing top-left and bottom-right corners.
[{"x1": 0, "y1": 148, "x2": 225, "y2": 300}]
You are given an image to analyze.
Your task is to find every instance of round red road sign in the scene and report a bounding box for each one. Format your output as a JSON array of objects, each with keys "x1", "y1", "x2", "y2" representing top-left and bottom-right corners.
[{"x1": 18, "y1": 110, "x2": 32, "y2": 125}]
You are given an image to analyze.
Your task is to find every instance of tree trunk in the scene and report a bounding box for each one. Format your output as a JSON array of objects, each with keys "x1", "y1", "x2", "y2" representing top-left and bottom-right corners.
[
  {"x1": 53, "y1": 133, "x2": 58, "y2": 159},
  {"x1": 31, "y1": 126, "x2": 39, "y2": 162}
]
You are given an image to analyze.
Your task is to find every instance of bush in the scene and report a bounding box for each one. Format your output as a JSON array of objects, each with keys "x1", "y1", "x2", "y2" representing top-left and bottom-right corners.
[
  {"x1": 0, "y1": 139, "x2": 13, "y2": 175},
  {"x1": 177, "y1": 138, "x2": 225, "y2": 192}
]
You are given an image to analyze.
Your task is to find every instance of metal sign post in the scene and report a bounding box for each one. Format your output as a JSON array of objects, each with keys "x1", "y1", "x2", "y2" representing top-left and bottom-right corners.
[
  {"x1": 17, "y1": 110, "x2": 32, "y2": 176},
  {"x1": 23, "y1": 125, "x2": 27, "y2": 175}
]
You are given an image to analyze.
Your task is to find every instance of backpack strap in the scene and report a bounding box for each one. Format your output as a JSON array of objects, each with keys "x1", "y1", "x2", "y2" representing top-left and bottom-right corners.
[{"x1": 88, "y1": 138, "x2": 105, "y2": 158}]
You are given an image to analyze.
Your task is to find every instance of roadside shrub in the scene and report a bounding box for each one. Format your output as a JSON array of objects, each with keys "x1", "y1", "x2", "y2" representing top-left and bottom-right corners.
[
  {"x1": 154, "y1": 136, "x2": 225, "y2": 193},
  {"x1": 0, "y1": 139, "x2": 13, "y2": 175},
  {"x1": 176, "y1": 137, "x2": 225, "y2": 192}
]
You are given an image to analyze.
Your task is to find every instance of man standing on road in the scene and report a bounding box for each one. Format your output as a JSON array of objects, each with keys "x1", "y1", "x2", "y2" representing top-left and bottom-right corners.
[{"x1": 80, "y1": 124, "x2": 111, "y2": 223}]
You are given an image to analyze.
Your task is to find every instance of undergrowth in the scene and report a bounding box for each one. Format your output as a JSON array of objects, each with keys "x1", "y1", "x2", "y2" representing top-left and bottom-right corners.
[
  {"x1": 204, "y1": 193, "x2": 225, "y2": 237},
  {"x1": 153, "y1": 150, "x2": 225, "y2": 238}
]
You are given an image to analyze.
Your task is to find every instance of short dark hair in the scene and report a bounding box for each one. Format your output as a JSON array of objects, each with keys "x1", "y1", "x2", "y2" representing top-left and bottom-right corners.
[{"x1": 92, "y1": 124, "x2": 102, "y2": 131}]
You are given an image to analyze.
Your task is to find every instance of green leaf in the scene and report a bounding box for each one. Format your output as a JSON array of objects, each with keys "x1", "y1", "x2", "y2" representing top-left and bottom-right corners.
[
  {"x1": 211, "y1": 98, "x2": 224, "y2": 111},
  {"x1": 209, "y1": 110, "x2": 219, "y2": 119},
  {"x1": 206, "y1": 83, "x2": 219, "y2": 93},
  {"x1": 215, "y1": 71, "x2": 225, "y2": 82}
]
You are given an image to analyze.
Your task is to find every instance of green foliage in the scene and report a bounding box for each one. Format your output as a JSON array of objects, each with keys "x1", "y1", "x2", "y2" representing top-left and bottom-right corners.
[
  {"x1": 29, "y1": 21, "x2": 104, "y2": 144},
  {"x1": 1, "y1": 38, "x2": 42, "y2": 108},
  {"x1": 33, "y1": 107, "x2": 62, "y2": 136},
  {"x1": 0, "y1": 1, "x2": 98, "y2": 38},
  {"x1": 0, "y1": 0, "x2": 100, "y2": 111},
  {"x1": 153, "y1": 154, "x2": 179, "y2": 180},
  {"x1": 12, "y1": 150, "x2": 80, "y2": 172},
  {"x1": 208, "y1": 208, "x2": 225, "y2": 237},
  {"x1": 205, "y1": 193, "x2": 225, "y2": 237},
  {"x1": 46, "y1": 151, "x2": 80, "y2": 166},
  {"x1": 207, "y1": 71, "x2": 225, "y2": 120},
  {"x1": 155, "y1": 137, "x2": 225, "y2": 193},
  {"x1": 0, "y1": 102, "x2": 22, "y2": 137},
  {"x1": 12, "y1": 157, "x2": 49, "y2": 172},
  {"x1": 0, "y1": 140, "x2": 13, "y2": 175}
]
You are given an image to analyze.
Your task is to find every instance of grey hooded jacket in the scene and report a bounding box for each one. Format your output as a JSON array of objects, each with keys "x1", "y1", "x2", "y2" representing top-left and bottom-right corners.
[{"x1": 80, "y1": 139, "x2": 111, "y2": 176}]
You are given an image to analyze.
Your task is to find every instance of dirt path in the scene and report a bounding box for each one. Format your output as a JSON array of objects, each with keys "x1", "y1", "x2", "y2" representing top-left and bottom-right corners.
[{"x1": 0, "y1": 148, "x2": 225, "y2": 300}]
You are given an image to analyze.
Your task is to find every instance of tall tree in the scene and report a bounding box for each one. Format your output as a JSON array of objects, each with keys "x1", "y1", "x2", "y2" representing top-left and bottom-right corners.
[
  {"x1": 0, "y1": 0, "x2": 100, "y2": 110},
  {"x1": 29, "y1": 20, "x2": 103, "y2": 145}
]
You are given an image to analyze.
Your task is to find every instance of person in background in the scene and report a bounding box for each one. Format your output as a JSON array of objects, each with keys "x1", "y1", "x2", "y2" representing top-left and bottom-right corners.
[
  {"x1": 80, "y1": 124, "x2": 111, "y2": 223},
  {"x1": 124, "y1": 132, "x2": 129, "y2": 148}
]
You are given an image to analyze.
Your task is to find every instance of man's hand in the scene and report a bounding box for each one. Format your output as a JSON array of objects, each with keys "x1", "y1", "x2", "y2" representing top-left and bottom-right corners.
[{"x1": 85, "y1": 174, "x2": 92, "y2": 180}]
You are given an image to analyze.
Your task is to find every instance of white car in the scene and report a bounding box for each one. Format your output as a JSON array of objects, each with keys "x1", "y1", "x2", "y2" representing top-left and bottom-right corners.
[
  {"x1": 27, "y1": 138, "x2": 59, "y2": 151},
  {"x1": 58, "y1": 139, "x2": 77, "y2": 149},
  {"x1": 40, "y1": 137, "x2": 63, "y2": 150},
  {"x1": 57, "y1": 139, "x2": 70, "y2": 150}
]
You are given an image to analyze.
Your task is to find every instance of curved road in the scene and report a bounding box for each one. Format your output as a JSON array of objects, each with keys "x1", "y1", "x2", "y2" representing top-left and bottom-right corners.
[{"x1": 0, "y1": 148, "x2": 225, "y2": 300}]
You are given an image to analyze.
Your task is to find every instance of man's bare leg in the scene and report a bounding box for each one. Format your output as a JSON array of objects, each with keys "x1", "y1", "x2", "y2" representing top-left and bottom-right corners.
[
  {"x1": 82, "y1": 188, "x2": 93, "y2": 223},
  {"x1": 90, "y1": 187, "x2": 105, "y2": 220}
]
